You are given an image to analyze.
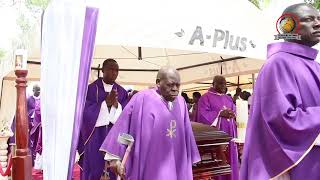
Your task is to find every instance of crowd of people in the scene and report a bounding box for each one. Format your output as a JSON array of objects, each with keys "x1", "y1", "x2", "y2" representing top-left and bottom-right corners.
[
  {"x1": 79, "y1": 3, "x2": 320, "y2": 179},
  {"x1": 74, "y1": 57, "x2": 250, "y2": 180},
  {"x1": 7, "y1": 3, "x2": 320, "y2": 180}
]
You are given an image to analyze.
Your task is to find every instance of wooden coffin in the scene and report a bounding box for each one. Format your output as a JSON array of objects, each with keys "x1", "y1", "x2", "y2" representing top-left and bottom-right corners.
[{"x1": 191, "y1": 122, "x2": 232, "y2": 179}]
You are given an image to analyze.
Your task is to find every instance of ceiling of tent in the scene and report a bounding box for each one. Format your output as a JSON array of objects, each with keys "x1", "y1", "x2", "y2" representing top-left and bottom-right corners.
[
  {"x1": 89, "y1": 45, "x2": 264, "y2": 86},
  {"x1": 5, "y1": 44, "x2": 264, "y2": 91}
]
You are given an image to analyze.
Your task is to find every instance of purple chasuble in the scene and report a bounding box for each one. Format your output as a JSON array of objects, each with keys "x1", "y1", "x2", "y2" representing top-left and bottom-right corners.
[
  {"x1": 100, "y1": 88, "x2": 200, "y2": 180},
  {"x1": 196, "y1": 88, "x2": 239, "y2": 180},
  {"x1": 240, "y1": 42, "x2": 320, "y2": 180},
  {"x1": 27, "y1": 96, "x2": 38, "y2": 129},
  {"x1": 77, "y1": 78, "x2": 128, "y2": 180},
  {"x1": 30, "y1": 99, "x2": 42, "y2": 155}
]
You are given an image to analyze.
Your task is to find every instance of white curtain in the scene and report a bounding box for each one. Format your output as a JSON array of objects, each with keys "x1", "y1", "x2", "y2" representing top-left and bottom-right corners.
[{"x1": 41, "y1": 1, "x2": 86, "y2": 179}]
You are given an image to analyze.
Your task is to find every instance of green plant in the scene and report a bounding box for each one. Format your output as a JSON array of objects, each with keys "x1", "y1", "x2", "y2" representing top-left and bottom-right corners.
[
  {"x1": 249, "y1": 0, "x2": 261, "y2": 9},
  {"x1": 0, "y1": 49, "x2": 5, "y2": 60},
  {"x1": 13, "y1": 0, "x2": 49, "y2": 50},
  {"x1": 312, "y1": 0, "x2": 320, "y2": 9},
  {"x1": 17, "y1": 13, "x2": 32, "y2": 34},
  {"x1": 248, "y1": 0, "x2": 271, "y2": 10},
  {"x1": 26, "y1": 0, "x2": 50, "y2": 10},
  {"x1": 249, "y1": 0, "x2": 320, "y2": 10}
]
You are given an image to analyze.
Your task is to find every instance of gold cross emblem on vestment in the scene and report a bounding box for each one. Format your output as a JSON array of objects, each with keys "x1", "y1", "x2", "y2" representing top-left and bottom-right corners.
[{"x1": 166, "y1": 120, "x2": 176, "y2": 138}]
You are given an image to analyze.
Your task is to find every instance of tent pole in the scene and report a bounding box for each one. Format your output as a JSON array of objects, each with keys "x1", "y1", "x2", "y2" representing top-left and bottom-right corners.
[
  {"x1": 237, "y1": 76, "x2": 240, "y2": 87},
  {"x1": 252, "y1": 73, "x2": 255, "y2": 89},
  {"x1": 220, "y1": 56, "x2": 224, "y2": 75},
  {"x1": 97, "y1": 64, "x2": 101, "y2": 78},
  {"x1": 138, "y1": 47, "x2": 142, "y2": 60}
]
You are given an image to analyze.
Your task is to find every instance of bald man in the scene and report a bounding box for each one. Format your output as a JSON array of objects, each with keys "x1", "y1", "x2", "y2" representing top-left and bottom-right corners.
[
  {"x1": 99, "y1": 66, "x2": 200, "y2": 180},
  {"x1": 196, "y1": 75, "x2": 239, "y2": 180},
  {"x1": 240, "y1": 3, "x2": 320, "y2": 180}
]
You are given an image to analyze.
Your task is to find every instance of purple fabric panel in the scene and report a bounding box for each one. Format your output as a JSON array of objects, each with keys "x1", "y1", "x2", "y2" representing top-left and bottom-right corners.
[{"x1": 67, "y1": 7, "x2": 99, "y2": 180}]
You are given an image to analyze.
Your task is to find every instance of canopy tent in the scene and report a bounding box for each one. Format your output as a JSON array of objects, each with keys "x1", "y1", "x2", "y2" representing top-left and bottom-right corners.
[
  {"x1": 0, "y1": 0, "x2": 277, "y2": 179},
  {"x1": 2, "y1": 0, "x2": 275, "y2": 85}
]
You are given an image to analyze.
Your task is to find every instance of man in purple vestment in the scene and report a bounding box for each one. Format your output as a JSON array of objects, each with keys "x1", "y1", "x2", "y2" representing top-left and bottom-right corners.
[
  {"x1": 29, "y1": 85, "x2": 41, "y2": 166},
  {"x1": 99, "y1": 66, "x2": 200, "y2": 180},
  {"x1": 9, "y1": 84, "x2": 41, "y2": 166},
  {"x1": 196, "y1": 75, "x2": 239, "y2": 180},
  {"x1": 190, "y1": 91, "x2": 201, "y2": 122},
  {"x1": 240, "y1": 3, "x2": 320, "y2": 180},
  {"x1": 31, "y1": 96, "x2": 43, "y2": 169},
  {"x1": 78, "y1": 59, "x2": 128, "y2": 180}
]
